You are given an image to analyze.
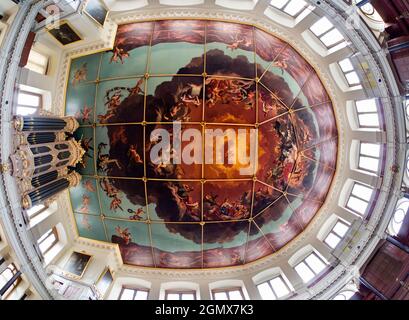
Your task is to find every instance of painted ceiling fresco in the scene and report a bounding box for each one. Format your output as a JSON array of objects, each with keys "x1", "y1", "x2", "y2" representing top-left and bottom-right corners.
[{"x1": 66, "y1": 20, "x2": 338, "y2": 269}]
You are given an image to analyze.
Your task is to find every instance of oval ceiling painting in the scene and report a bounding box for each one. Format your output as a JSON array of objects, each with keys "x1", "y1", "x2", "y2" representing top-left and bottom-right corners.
[{"x1": 66, "y1": 19, "x2": 337, "y2": 269}]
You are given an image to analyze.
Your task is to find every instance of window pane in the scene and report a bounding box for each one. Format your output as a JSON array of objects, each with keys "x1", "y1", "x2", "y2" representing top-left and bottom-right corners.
[
  {"x1": 360, "y1": 143, "x2": 380, "y2": 157},
  {"x1": 347, "y1": 196, "x2": 368, "y2": 214},
  {"x1": 339, "y1": 59, "x2": 354, "y2": 72},
  {"x1": 356, "y1": 99, "x2": 377, "y2": 112},
  {"x1": 295, "y1": 262, "x2": 315, "y2": 283},
  {"x1": 310, "y1": 17, "x2": 333, "y2": 36},
  {"x1": 358, "y1": 114, "x2": 379, "y2": 127},
  {"x1": 38, "y1": 233, "x2": 56, "y2": 254},
  {"x1": 167, "y1": 293, "x2": 180, "y2": 300},
  {"x1": 16, "y1": 106, "x2": 37, "y2": 116},
  {"x1": 320, "y1": 29, "x2": 344, "y2": 47},
  {"x1": 27, "y1": 50, "x2": 48, "y2": 75},
  {"x1": 359, "y1": 156, "x2": 379, "y2": 172},
  {"x1": 257, "y1": 282, "x2": 276, "y2": 300},
  {"x1": 228, "y1": 290, "x2": 243, "y2": 300},
  {"x1": 18, "y1": 93, "x2": 40, "y2": 107},
  {"x1": 38, "y1": 229, "x2": 52, "y2": 243},
  {"x1": 283, "y1": 0, "x2": 307, "y2": 16},
  {"x1": 270, "y1": 0, "x2": 289, "y2": 9},
  {"x1": 325, "y1": 232, "x2": 342, "y2": 248},
  {"x1": 352, "y1": 184, "x2": 373, "y2": 201},
  {"x1": 333, "y1": 222, "x2": 349, "y2": 237},
  {"x1": 181, "y1": 293, "x2": 195, "y2": 300},
  {"x1": 305, "y1": 254, "x2": 326, "y2": 274},
  {"x1": 26, "y1": 204, "x2": 45, "y2": 217},
  {"x1": 28, "y1": 50, "x2": 48, "y2": 66},
  {"x1": 345, "y1": 71, "x2": 360, "y2": 85},
  {"x1": 25, "y1": 62, "x2": 47, "y2": 75},
  {"x1": 214, "y1": 292, "x2": 228, "y2": 300},
  {"x1": 270, "y1": 277, "x2": 290, "y2": 298},
  {"x1": 120, "y1": 288, "x2": 135, "y2": 300},
  {"x1": 134, "y1": 290, "x2": 149, "y2": 300}
]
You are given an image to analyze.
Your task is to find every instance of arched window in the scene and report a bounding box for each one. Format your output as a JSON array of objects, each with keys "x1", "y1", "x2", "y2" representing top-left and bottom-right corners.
[
  {"x1": 165, "y1": 290, "x2": 197, "y2": 300},
  {"x1": 358, "y1": 142, "x2": 381, "y2": 174},
  {"x1": 338, "y1": 58, "x2": 361, "y2": 87},
  {"x1": 294, "y1": 252, "x2": 328, "y2": 283},
  {"x1": 324, "y1": 220, "x2": 350, "y2": 249},
  {"x1": 269, "y1": 0, "x2": 309, "y2": 18},
  {"x1": 346, "y1": 182, "x2": 374, "y2": 216},
  {"x1": 310, "y1": 17, "x2": 346, "y2": 50},
  {"x1": 37, "y1": 227, "x2": 58, "y2": 255},
  {"x1": 212, "y1": 287, "x2": 245, "y2": 300},
  {"x1": 26, "y1": 49, "x2": 49, "y2": 75},
  {"x1": 16, "y1": 90, "x2": 42, "y2": 116},
  {"x1": 355, "y1": 99, "x2": 380, "y2": 128},
  {"x1": 26, "y1": 204, "x2": 47, "y2": 220},
  {"x1": 256, "y1": 275, "x2": 291, "y2": 300},
  {"x1": 118, "y1": 286, "x2": 149, "y2": 300}
]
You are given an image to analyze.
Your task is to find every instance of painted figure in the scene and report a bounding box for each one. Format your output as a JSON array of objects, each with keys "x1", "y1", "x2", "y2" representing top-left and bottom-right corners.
[
  {"x1": 75, "y1": 105, "x2": 93, "y2": 124},
  {"x1": 110, "y1": 46, "x2": 130, "y2": 64},
  {"x1": 79, "y1": 194, "x2": 91, "y2": 213},
  {"x1": 83, "y1": 180, "x2": 96, "y2": 192},
  {"x1": 97, "y1": 142, "x2": 123, "y2": 173},
  {"x1": 115, "y1": 226, "x2": 131, "y2": 245},
  {"x1": 72, "y1": 63, "x2": 88, "y2": 86},
  {"x1": 128, "y1": 208, "x2": 144, "y2": 220}
]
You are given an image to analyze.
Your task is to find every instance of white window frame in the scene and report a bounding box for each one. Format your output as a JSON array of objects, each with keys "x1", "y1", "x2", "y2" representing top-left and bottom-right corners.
[
  {"x1": 358, "y1": 142, "x2": 381, "y2": 174},
  {"x1": 355, "y1": 99, "x2": 380, "y2": 129},
  {"x1": 256, "y1": 274, "x2": 292, "y2": 300},
  {"x1": 269, "y1": 0, "x2": 310, "y2": 18},
  {"x1": 310, "y1": 17, "x2": 346, "y2": 50},
  {"x1": 165, "y1": 289, "x2": 197, "y2": 300},
  {"x1": 294, "y1": 252, "x2": 328, "y2": 283},
  {"x1": 15, "y1": 89, "x2": 42, "y2": 116},
  {"x1": 25, "y1": 49, "x2": 49, "y2": 75},
  {"x1": 212, "y1": 287, "x2": 246, "y2": 300},
  {"x1": 338, "y1": 58, "x2": 361, "y2": 87},
  {"x1": 346, "y1": 182, "x2": 374, "y2": 216},
  {"x1": 324, "y1": 219, "x2": 350, "y2": 249},
  {"x1": 37, "y1": 227, "x2": 58, "y2": 256},
  {"x1": 118, "y1": 286, "x2": 150, "y2": 300}
]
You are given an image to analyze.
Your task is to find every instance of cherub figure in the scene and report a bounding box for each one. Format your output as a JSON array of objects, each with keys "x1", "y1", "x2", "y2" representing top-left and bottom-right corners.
[
  {"x1": 115, "y1": 226, "x2": 131, "y2": 245},
  {"x1": 272, "y1": 59, "x2": 288, "y2": 74},
  {"x1": 110, "y1": 46, "x2": 129, "y2": 64},
  {"x1": 72, "y1": 63, "x2": 88, "y2": 86},
  {"x1": 105, "y1": 91, "x2": 122, "y2": 111},
  {"x1": 110, "y1": 196, "x2": 123, "y2": 211},
  {"x1": 226, "y1": 35, "x2": 244, "y2": 51},
  {"x1": 76, "y1": 105, "x2": 93, "y2": 124},
  {"x1": 81, "y1": 214, "x2": 92, "y2": 230},
  {"x1": 79, "y1": 194, "x2": 90, "y2": 213},
  {"x1": 128, "y1": 208, "x2": 144, "y2": 220},
  {"x1": 83, "y1": 180, "x2": 96, "y2": 192},
  {"x1": 97, "y1": 143, "x2": 123, "y2": 173},
  {"x1": 128, "y1": 144, "x2": 143, "y2": 165},
  {"x1": 99, "y1": 177, "x2": 118, "y2": 198},
  {"x1": 128, "y1": 78, "x2": 144, "y2": 96}
]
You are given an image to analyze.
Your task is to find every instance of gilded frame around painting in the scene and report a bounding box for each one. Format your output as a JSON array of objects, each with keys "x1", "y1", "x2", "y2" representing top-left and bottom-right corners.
[
  {"x1": 83, "y1": 0, "x2": 110, "y2": 28},
  {"x1": 47, "y1": 20, "x2": 83, "y2": 47},
  {"x1": 63, "y1": 251, "x2": 92, "y2": 279},
  {"x1": 94, "y1": 267, "x2": 114, "y2": 298}
]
